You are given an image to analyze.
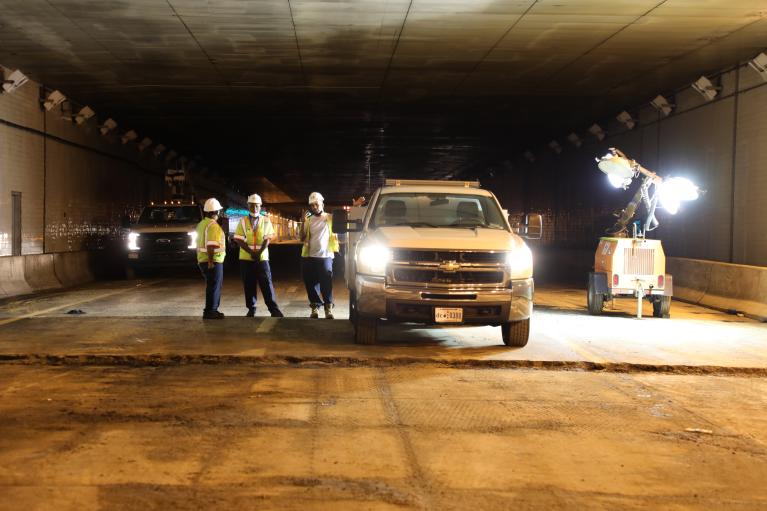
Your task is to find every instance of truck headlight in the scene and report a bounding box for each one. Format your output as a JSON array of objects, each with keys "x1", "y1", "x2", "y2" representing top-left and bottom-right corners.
[
  {"x1": 357, "y1": 243, "x2": 391, "y2": 276},
  {"x1": 188, "y1": 231, "x2": 197, "y2": 249},
  {"x1": 127, "y1": 232, "x2": 140, "y2": 251},
  {"x1": 506, "y1": 244, "x2": 532, "y2": 279}
]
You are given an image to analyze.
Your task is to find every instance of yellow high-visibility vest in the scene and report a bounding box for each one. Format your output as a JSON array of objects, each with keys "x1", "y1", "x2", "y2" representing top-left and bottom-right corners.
[
  {"x1": 234, "y1": 215, "x2": 274, "y2": 261},
  {"x1": 196, "y1": 218, "x2": 226, "y2": 264},
  {"x1": 301, "y1": 212, "x2": 339, "y2": 257}
]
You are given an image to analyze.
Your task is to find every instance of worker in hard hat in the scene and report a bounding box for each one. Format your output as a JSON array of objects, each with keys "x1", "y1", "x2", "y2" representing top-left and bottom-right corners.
[
  {"x1": 300, "y1": 191, "x2": 339, "y2": 319},
  {"x1": 196, "y1": 198, "x2": 226, "y2": 319},
  {"x1": 233, "y1": 193, "x2": 284, "y2": 318}
]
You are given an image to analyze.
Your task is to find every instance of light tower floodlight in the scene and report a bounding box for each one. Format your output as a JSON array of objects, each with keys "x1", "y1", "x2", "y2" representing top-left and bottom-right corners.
[
  {"x1": 588, "y1": 123, "x2": 606, "y2": 141},
  {"x1": 100, "y1": 118, "x2": 117, "y2": 135},
  {"x1": 74, "y1": 106, "x2": 95, "y2": 124},
  {"x1": 2, "y1": 70, "x2": 29, "y2": 94},
  {"x1": 567, "y1": 133, "x2": 582, "y2": 148},
  {"x1": 616, "y1": 111, "x2": 636, "y2": 130},
  {"x1": 121, "y1": 130, "x2": 138, "y2": 144},
  {"x1": 692, "y1": 76, "x2": 718, "y2": 101},
  {"x1": 43, "y1": 90, "x2": 66, "y2": 111},
  {"x1": 748, "y1": 52, "x2": 767, "y2": 81},
  {"x1": 596, "y1": 148, "x2": 638, "y2": 189},
  {"x1": 651, "y1": 94, "x2": 673, "y2": 116},
  {"x1": 548, "y1": 140, "x2": 562, "y2": 154}
]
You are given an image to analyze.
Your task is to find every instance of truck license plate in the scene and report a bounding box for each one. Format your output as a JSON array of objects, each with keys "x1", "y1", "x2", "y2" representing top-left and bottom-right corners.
[{"x1": 435, "y1": 307, "x2": 463, "y2": 323}]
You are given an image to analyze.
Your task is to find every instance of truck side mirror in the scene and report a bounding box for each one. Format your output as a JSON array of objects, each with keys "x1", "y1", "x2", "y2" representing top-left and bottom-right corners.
[
  {"x1": 332, "y1": 209, "x2": 362, "y2": 234},
  {"x1": 524, "y1": 213, "x2": 543, "y2": 240}
]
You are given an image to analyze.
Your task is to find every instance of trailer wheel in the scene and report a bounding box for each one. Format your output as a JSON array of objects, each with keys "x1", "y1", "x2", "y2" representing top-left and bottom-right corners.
[
  {"x1": 653, "y1": 296, "x2": 671, "y2": 318},
  {"x1": 354, "y1": 316, "x2": 378, "y2": 345},
  {"x1": 502, "y1": 319, "x2": 529, "y2": 347},
  {"x1": 587, "y1": 280, "x2": 604, "y2": 315}
]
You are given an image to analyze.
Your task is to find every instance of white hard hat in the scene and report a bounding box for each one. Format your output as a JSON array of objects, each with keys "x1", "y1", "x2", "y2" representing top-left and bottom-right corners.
[
  {"x1": 308, "y1": 192, "x2": 324, "y2": 204},
  {"x1": 247, "y1": 193, "x2": 262, "y2": 204},
  {"x1": 203, "y1": 198, "x2": 223, "y2": 212}
]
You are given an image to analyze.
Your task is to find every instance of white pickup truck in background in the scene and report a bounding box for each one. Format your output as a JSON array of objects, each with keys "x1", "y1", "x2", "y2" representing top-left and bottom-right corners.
[{"x1": 334, "y1": 179, "x2": 541, "y2": 346}]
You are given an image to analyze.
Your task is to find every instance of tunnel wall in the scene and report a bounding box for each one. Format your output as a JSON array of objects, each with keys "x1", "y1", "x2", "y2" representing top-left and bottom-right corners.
[
  {"x1": 493, "y1": 61, "x2": 767, "y2": 268},
  {"x1": 0, "y1": 66, "x2": 244, "y2": 298}
]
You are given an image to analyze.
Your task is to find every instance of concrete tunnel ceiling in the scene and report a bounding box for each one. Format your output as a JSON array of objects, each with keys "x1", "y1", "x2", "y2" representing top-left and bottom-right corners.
[{"x1": 1, "y1": 0, "x2": 766, "y2": 202}]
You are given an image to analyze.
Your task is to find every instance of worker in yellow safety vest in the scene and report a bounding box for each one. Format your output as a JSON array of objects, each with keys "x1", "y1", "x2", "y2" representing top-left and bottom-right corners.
[
  {"x1": 233, "y1": 193, "x2": 284, "y2": 317},
  {"x1": 196, "y1": 198, "x2": 226, "y2": 319},
  {"x1": 300, "y1": 191, "x2": 339, "y2": 319}
]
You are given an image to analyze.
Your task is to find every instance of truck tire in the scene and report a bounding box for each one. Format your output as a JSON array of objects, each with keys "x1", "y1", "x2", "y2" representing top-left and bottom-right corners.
[
  {"x1": 653, "y1": 296, "x2": 671, "y2": 318},
  {"x1": 502, "y1": 319, "x2": 529, "y2": 347},
  {"x1": 349, "y1": 290, "x2": 357, "y2": 324},
  {"x1": 587, "y1": 279, "x2": 604, "y2": 315},
  {"x1": 355, "y1": 317, "x2": 378, "y2": 345}
]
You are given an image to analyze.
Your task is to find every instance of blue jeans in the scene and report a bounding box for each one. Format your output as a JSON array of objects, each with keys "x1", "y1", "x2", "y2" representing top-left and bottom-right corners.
[
  {"x1": 240, "y1": 260, "x2": 280, "y2": 313},
  {"x1": 199, "y1": 262, "x2": 223, "y2": 313},
  {"x1": 301, "y1": 257, "x2": 333, "y2": 307}
]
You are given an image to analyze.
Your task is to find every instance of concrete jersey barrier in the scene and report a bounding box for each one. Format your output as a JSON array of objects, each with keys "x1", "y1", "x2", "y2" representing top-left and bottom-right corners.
[
  {"x1": 0, "y1": 256, "x2": 33, "y2": 298},
  {"x1": 24, "y1": 254, "x2": 62, "y2": 293},
  {"x1": 667, "y1": 257, "x2": 767, "y2": 321}
]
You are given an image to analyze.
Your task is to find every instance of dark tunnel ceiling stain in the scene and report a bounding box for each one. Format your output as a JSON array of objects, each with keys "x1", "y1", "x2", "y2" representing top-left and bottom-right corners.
[{"x1": 0, "y1": 0, "x2": 765, "y2": 201}]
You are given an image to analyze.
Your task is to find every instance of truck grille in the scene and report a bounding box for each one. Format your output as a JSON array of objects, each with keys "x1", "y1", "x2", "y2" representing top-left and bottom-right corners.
[
  {"x1": 623, "y1": 248, "x2": 655, "y2": 275},
  {"x1": 139, "y1": 233, "x2": 191, "y2": 253},
  {"x1": 392, "y1": 268, "x2": 504, "y2": 285},
  {"x1": 391, "y1": 249, "x2": 506, "y2": 265}
]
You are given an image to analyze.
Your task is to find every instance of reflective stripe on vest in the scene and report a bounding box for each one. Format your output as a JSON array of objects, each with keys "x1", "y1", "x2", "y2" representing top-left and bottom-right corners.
[{"x1": 197, "y1": 219, "x2": 225, "y2": 253}]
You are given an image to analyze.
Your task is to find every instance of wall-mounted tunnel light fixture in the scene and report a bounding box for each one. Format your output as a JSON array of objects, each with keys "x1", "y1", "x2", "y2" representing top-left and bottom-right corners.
[
  {"x1": 523, "y1": 150, "x2": 536, "y2": 163},
  {"x1": 43, "y1": 90, "x2": 66, "y2": 111},
  {"x1": 153, "y1": 144, "x2": 166, "y2": 157},
  {"x1": 616, "y1": 111, "x2": 636, "y2": 130},
  {"x1": 692, "y1": 76, "x2": 719, "y2": 101},
  {"x1": 651, "y1": 94, "x2": 673, "y2": 116},
  {"x1": 138, "y1": 137, "x2": 152, "y2": 152},
  {"x1": 121, "y1": 130, "x2": 138, "y2": 144},
  {"x1": 548, "y1": 140, "x2": 563, "y2": 154},
  {"x1": 748, "y1": 52, "x2": 767, "y2": 81},
  {"x1": 567, "y1": 133, "x2": 582, "y2": 148},
  {"x1": 74, "y1": 106, "x2": 95, "y2": 124},
  {"x1": 2, "y1": 69, "x2": 29, "y2": 94},
  {"x1": 100, "y1": 118, "x2": 117, "y2": 135},
  {"x1": 589, "y1": 123, "x2": 606, "y2": 141}
]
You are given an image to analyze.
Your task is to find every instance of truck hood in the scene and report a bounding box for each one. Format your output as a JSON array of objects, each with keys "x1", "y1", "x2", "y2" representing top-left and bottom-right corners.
[
  {"x1": 129, "y1": 224, "x2": 197, "y2": 234},
  {"x1": 367, "y1": 226, "x2": 523, "y2": 251}
]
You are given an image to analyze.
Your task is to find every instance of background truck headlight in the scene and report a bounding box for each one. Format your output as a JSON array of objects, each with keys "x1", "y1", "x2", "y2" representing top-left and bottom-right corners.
[
  {"x1": 506, "y1": 244, "x2": 532, "y2": 279},
  {"x1": 187, "y1": 231, "x2": 197, "y2": 249},
  {"x1": 357, "y1": 243, "x2": 391, "y2": 276},
  {"x1": 127, "y1": 232, "x2": 140, "y2": 251}
]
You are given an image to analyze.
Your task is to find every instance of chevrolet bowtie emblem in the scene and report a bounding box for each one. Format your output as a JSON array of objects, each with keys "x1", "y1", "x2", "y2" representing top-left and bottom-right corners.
[{"x1": 439, "y1": 260, "x2": 461, "y2": 272}]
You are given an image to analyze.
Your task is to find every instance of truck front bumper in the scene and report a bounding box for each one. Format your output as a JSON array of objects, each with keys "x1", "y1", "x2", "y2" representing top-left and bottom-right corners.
[{"x1": 355, "y1": 275, "x2": 533, "y2": 324}]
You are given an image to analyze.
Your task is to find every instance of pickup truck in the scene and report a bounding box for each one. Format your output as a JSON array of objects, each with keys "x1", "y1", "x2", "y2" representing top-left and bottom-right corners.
[
  {"x1": 334, "y1": 179, "x2": 541, "y2": 346},
  {"x1": 124, "y1": 201, "x2": 202, "y2": 278}
]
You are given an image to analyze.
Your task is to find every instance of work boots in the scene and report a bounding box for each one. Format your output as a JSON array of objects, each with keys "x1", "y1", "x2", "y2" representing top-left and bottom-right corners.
[
  {"x1": 310, "y1": 305, "x2": 320, "y2": 319},
  {"x1": 324, "y1": 303, "x2": 334, "y2": 320},
  {"x1": 203, "y1": 310, "x2": 225, "y2": 320}
]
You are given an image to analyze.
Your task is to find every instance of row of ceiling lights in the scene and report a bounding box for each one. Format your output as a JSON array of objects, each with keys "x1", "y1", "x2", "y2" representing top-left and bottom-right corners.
[
  {"x1": 522, "y1": 52, "x2": 767, "y2": 163},
  {"x1": 1, "y1": 67, "x2": 194, "y2": 167}
]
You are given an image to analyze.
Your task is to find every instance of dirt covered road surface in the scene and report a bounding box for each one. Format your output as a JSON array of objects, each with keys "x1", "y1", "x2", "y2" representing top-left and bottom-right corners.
[{"x1": 1, "y1": 363, "x2": 766, "y2": 510}]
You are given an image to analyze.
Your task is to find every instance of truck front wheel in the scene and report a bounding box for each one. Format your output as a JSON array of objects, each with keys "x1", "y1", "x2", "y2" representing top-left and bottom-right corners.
[
  {"x1": 502, "y1": 319, "x2": 529, "y2": 347},
  {"x1": 354, "y1": 316, "x2": 378, "y2": 345}
]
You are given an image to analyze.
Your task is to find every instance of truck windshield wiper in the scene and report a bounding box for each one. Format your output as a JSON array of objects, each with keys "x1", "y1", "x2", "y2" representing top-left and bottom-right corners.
[{"x1": 394, "y1": 221, "x2": 439, "y2": 228}]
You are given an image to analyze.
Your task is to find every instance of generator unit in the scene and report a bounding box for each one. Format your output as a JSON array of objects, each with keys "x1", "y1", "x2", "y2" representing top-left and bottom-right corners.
[{"x1": 588, "y1": 237, "x2": 672, "y2": 318}]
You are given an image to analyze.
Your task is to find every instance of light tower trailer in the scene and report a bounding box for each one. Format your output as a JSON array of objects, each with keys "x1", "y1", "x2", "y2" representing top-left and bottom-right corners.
[
  {"x1": 587, "y1": 148, "x2": 701, "y2": 319},
  {"x1": 588, "y1": 237, "x2": 672, "y2": 318}
]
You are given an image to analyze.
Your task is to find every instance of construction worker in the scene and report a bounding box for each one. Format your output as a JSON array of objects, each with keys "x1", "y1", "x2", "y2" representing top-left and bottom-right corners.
[
  {"x1": 196, "y1": 198, "x2": 226, "y2": 319},
  {"x1": 300, "y1": 192, "x2": 339, "y2": 319},
  {"x1": 233, "y1": 194, "x2": 284, "y2": 317}
]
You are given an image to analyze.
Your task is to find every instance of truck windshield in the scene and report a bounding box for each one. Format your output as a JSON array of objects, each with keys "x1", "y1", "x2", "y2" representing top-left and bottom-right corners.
[
  {"x1": 369, "y1": 193, "x2": 507, "y2": 230},
  {"x1": 137, "y1": 206, "x2": 201, "y2": 224}
]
